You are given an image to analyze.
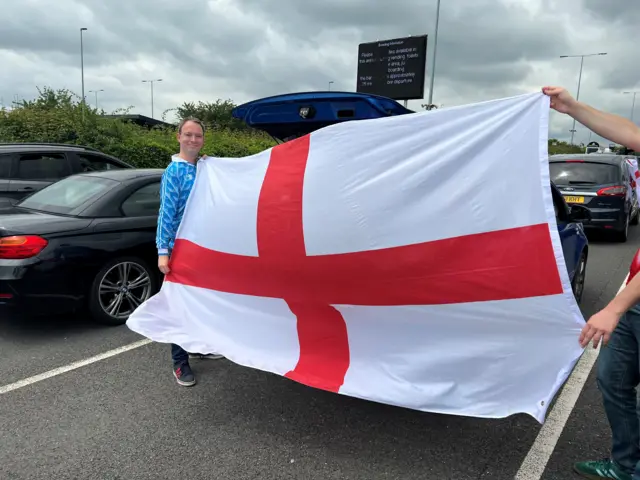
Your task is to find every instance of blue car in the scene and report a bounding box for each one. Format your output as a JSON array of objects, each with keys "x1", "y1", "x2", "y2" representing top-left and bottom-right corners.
[{"x1": 232, "y1": 91, "x2": 590, "y2": 303}]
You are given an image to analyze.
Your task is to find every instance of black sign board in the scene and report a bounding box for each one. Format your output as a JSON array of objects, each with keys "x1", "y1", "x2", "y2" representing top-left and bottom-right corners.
[{"x1": 356, "y1": 35, "x2": 428, "y2": 100}]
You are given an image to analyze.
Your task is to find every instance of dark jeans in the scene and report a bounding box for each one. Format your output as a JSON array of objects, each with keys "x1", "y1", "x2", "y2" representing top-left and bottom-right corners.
[
  {"x1": 597, "y1": 309, "x2": 640, "y2": 478},
  {"x1": 161, "y1": 270, "x2": 189, "y2": 367},
  {"x1": 171, "y1": 344, "x2": 189, "y2": 366}
]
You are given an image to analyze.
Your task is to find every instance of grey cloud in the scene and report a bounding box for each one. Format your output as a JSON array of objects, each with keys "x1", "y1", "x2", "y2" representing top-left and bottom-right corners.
[
  {"x1": 235, "y1": 0, "x2": 569, "y2": 68},
  {"x1": 224, "y1": 0, "x2": 571, "y2": 105},
  {"x1": 583, "y1": 0, "x2": 640, "y2": 24},
  {"x1": 595, "y1": 48, "x2": 640, "y2": 92},
  {"x1": 0, "y1": 0, "x2": 266, "y2": 75},
  {"x1": 1, "y1": 0, "x2": 638, "y2": 144},
  {"x1": 0, "y1": 0, "x2": 567, "y2": 94}
]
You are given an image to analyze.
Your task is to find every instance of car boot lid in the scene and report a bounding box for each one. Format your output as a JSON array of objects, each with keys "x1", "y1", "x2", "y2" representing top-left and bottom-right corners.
[{"x1": 231, "y1": 91, "x2": 414, "y2": 141}]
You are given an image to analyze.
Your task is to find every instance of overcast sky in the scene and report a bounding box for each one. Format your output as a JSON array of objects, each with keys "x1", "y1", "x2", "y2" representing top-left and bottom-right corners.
[{"x1": 1, "y1": 0, "x2": 638, "y2": 145}]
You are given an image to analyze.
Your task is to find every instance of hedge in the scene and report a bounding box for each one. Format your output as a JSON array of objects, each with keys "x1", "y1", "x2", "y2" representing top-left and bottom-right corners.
[
  {"x1": 0, "y1": 87, "x2": 587, "y2": 169},
  {"x1": 0, "y1": 88, "x2": 276, "y2": 169}
]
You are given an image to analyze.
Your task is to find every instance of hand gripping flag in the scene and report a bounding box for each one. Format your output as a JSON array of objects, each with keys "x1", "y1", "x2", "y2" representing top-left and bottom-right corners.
[{"x1": 127, "y1": 92, "x2": 585, "y2": 423}]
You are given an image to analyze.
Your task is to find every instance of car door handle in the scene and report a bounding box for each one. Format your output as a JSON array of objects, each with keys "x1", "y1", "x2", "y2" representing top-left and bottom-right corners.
[{"x1": 17, "y1": 187, "x2": 34, "y2": 192}]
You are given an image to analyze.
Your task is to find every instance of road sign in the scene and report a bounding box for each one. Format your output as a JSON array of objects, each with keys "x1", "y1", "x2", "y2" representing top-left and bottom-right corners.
[{"x1": 356, "y1": 35, "x2": 428, "y2": 100}]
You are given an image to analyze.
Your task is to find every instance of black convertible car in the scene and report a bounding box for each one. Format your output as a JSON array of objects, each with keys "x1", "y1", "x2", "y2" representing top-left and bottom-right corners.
[{"x1": 0, "y1": 169, "x2": 164, "y2": 325}]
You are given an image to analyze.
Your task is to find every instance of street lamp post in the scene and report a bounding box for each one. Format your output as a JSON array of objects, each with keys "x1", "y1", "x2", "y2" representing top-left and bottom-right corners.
[
  {"x1": 80, "y1": 28, "x2": 87, "y2": 104},
  {"x1": 560, "y1": 52, "x2": 607, "y2": 145},
  {"x1": 142, "y1": 79, "x2": 162, "y2": 118},
  {"x1": 328, "y1": 81, "x2": 334, "y2": 91},
  {"x1": 88, "y1": 89, "x2": 104, "y2": 110},
  {"x1": 624, "y1": 91, "x2": 639, "y2": 122},
  {"x1": 427, "y1": 0, "x2": 441, "y2": 107}
]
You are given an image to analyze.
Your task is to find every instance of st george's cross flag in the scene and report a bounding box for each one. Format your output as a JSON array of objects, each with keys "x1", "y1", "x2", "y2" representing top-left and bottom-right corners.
[{"x1": 127, "y1": 92, "x2": 585, "y2": 423}]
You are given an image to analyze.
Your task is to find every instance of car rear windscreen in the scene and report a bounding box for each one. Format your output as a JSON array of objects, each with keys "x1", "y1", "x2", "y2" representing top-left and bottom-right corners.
[
  {"x1": 549, "y1": 161, "x2": 620, "y2": 185},
  {"x1": 18, "y1": 175, "x2": 118, "y2": 215}
]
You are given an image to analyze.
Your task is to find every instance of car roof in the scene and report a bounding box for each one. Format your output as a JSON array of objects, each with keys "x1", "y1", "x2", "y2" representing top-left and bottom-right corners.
[
  {"x1": 75, "y1": 168, "x2": 164, "y2": 181},
  {"x1": 0, "y1": 142, "x2": 102, "y2": 153},
  {"x1": 232, "y1": 91, "x2": 414, "y2": 141},
  {"x1": 0, "y1": 142, "x2": 134, "y2": 167},
  {"x1": 549, "y1": 153, "x2": 624, "y2": 164}
]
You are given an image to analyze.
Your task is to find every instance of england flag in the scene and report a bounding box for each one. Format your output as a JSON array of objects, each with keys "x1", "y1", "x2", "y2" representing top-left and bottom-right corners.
[{"x1": 127, "y1": 92, "x2": 585, "y2": 423}]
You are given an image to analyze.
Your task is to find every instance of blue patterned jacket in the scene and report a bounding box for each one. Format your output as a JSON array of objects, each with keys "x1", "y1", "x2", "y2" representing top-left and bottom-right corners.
[{"x1": 156, "y1": 155, "x2": 198, "y2": 256}]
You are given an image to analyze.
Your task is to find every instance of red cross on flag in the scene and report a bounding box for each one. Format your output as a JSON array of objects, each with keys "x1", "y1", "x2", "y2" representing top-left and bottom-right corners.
[{"x1": 127, "y1": 92, "x2": 585, "y2": 423}]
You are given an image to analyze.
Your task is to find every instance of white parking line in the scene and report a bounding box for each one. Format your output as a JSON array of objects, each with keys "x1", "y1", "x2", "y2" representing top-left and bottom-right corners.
[
  {"x1": 0, "y1": 338, "x2": 152, "y2": 395},
  {"x1": 514, "y1": 275, "x2": 628, "y2": 480}
]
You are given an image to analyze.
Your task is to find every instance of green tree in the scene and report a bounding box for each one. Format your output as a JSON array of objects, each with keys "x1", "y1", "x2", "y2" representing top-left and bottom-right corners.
[{"x1": 176, "y1": 99, "x2": 252, "y2": 132}]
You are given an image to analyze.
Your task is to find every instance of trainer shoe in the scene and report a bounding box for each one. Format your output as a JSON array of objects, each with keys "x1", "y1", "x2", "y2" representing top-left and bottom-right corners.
[
  {"x1": 189, "y1": 353, "x2": 224, "y2": 360},
  {"x1": 573, "y1": 459, "x2": 632, "y2": 479},
  {"x1": 173, "y1": 363, "x2": 196, "y2": 387}
]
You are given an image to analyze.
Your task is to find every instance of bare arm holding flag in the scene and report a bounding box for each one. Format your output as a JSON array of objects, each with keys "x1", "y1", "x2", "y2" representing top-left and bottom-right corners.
[
  {"x1": 578, "y1": 274, "x2": 640, "y2": 348},
  {"x1": 542, "y1": 86, "x2": 640, "y2": 151},
  {"x1": 543, "y1": 86, "x2": 640, "y2": 348}
]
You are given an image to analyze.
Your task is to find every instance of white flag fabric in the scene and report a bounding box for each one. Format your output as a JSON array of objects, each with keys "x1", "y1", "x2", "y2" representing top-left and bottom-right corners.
[
  {"x1": 127, "y1": 92, "x2": 585, "y2": 423},
  {"x1": 626, "y1": 156, "x2": 640, "y2": 199}
]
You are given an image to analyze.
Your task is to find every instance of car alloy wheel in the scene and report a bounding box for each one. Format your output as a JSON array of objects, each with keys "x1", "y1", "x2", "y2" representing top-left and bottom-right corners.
[{"x1": 98, "y1": 260, "x2": 152, "y2": 321}]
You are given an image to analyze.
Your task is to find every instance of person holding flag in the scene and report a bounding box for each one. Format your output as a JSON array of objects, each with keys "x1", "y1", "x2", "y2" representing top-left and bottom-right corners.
[
  {"x1": 156, "y1": 117, "x2": 224, "y2": 387},
  {"x1": 543, "y1": 85, "x2": 640, "y2": 480}
]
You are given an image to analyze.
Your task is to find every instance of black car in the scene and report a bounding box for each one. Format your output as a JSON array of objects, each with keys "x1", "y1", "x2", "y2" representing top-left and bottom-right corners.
[
  {"x1": 0, "y1": 143, "x2": 133, "y2": 207},
  {"x1": 549, "y1": 153, "x2": 639, "y2": 241},
  {"x1": 0, "y1": 168, "x2": 163, "y2": 325}
]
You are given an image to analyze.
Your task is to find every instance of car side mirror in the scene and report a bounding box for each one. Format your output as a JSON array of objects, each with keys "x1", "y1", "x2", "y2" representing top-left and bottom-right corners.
[{"x1": 569, "y1": 204, "x2": 591, "y2": 222}]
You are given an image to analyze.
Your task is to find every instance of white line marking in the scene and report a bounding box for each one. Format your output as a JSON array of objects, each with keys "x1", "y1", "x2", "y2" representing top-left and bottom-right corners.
[
  {"x1": 514, "y1": 275, "x2": 629, "y2": 480},
  {"x1": 0, "y1": 338, "x2": 152, "y2": 395}
]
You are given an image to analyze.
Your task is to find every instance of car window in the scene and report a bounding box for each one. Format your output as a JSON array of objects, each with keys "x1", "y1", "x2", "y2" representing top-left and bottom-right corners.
[
  {"x1": 16, "y1": 153, "x2": 70, "y2": 180},
  {"x1": 121, "y1": 182, "x2": 161, "y2": 217},
  {"x1": 76, "y1": 153, "x2": 124, "y2": 172},
  {"x1": 549, "y1": 161, "x2": 620, "y2": 185},
  {"x1": 0, "y1": 154, "x2": 12, "y2": 179},
  {"x1": 18, "y1": 175, "x2": 118, "y2": 215}
]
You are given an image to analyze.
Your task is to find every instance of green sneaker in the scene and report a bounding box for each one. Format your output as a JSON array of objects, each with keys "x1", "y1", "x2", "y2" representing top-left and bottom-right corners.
[{"x1": 573, "y1": 459, "x2": 632, "y2": 480}]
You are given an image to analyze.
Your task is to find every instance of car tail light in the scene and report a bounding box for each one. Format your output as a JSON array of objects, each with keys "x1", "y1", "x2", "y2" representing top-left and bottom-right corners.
[
  {"x1": 597, "y1": 185, "x2": 626, "y2": 196},
  {"x1": 0, "y1": 235, "x2": 48, "y2": 259}
]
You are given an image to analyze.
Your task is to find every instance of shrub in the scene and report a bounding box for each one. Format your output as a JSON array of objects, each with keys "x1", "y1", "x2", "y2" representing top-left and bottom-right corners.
[
  {"x1": 548, "y1": 138, "x2": 584, "y2": 155},
  {"x1": 0, "y1": 87, "x2": 276, "y2": 168}
]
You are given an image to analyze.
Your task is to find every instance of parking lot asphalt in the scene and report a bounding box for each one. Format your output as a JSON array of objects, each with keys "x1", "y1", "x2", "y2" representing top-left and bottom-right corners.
[{"x1": 1, "y1": 228, "x2": 639, "y2": 480}]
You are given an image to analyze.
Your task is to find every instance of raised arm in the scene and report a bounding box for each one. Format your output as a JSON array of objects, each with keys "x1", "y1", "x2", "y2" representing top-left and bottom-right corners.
[
  {"x1": 542, "y1": 86, "x2": 640, "y2": 152},
  {"x1": 542, "y1": 86, "x2": 640, "y2": 348}
]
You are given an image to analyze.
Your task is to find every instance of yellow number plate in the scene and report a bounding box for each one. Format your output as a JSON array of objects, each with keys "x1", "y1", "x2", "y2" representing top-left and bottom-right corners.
[{"x1": 563, "y1": 195, "x2": 585, "y2": 203}]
